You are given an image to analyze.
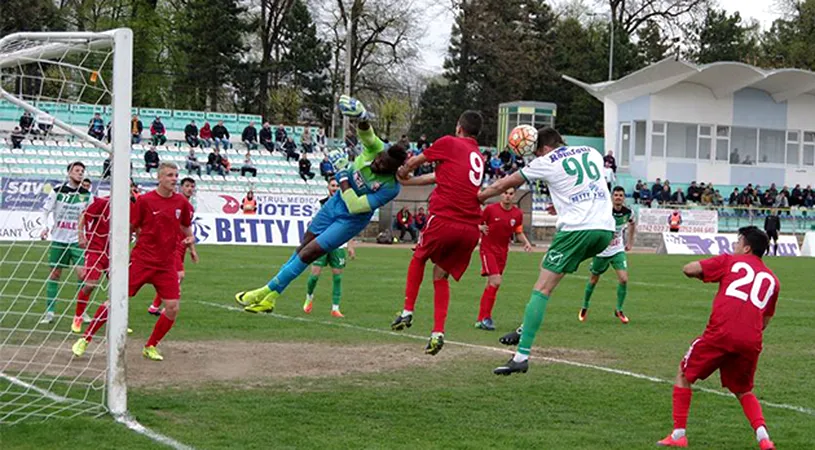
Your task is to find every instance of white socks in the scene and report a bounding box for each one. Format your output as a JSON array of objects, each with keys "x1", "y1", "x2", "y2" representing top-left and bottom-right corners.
[
  {"x1": 512, "y1": 352, "x2": 529, "y2": 363},
  {"x1": 431, "y1": 331, "x2": 444, "y2": 338},
  {"x1": 401, "y1": 309, "x2": 413, "y2": 317},
  {"x1": 756, "y1": 426, "x2": 769, "y2": 442},
  {"x1": 331, "y1": 304, "x2": 340, "y2": 312},
  {"x1": 671, "y1": 429, "x2": 686, "y2": 440}
]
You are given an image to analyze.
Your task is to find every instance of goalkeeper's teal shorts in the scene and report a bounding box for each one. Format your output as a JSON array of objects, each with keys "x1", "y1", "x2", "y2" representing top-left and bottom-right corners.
[{"x1": 309, "y1": 195, "x2": 371, "y2": 253}]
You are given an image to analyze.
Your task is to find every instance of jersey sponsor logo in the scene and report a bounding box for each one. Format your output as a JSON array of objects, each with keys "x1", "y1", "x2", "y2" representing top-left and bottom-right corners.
[
  {"x1": 569, "y1": 184, "x2": 606, "y2": 204},
  {"x1": 547, "y1": 146, "x2": 591, "y2": 163}
]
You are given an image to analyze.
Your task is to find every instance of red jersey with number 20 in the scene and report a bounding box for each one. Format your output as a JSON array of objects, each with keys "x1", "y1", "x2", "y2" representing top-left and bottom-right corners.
[
  {"x1": 480, "y1": 203, "x2": 523, "y2": 255},
  {"x1": 131, "y1": 190, "x2": 193, "y2": 268},
  {"x1": 699, "y1": 253, "x2": 779, "y2": 352},
  {"x1": 423, "y1": 135, "x2": 483, "y2": 226},
  {"x1": 83, "y1": 196, "x2": 112, "y2": 252}
]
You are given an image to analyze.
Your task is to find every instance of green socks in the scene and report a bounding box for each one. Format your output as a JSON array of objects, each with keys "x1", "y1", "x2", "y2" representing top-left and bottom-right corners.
[
  {"x1": 517, "y1": 290, "x2": 550, "y2": 356},
  {"x1": 582, "y1": 282, "x2": 595, "y2": 309},
  {"x1": 306, "y1": 274, "x2": 319, "y2": 296},
  {"x1": 616, "y1": 283, "x2": 627, "y2": 311},
  {"x1": 332, "y1": 274, "x2": 342, "y2": 306},
  {"x1": 46, "y1": 278, "x2": 59, "y2": 313}
]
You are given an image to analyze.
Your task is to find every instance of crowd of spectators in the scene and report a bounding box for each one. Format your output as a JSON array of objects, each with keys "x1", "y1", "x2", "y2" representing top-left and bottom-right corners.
[{"x1": 391, "y1": 205, "x2": 427, "y2": 243}]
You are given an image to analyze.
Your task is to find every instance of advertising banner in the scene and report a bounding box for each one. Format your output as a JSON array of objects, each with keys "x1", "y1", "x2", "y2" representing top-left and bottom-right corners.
[
  {"x1": 195, "y1": 191, "x2": 322, "y2": 217},
  {"x1": 0, "y1": 178, "x2": 63, "y2": 210},
  {"x1": 638, "y1": 208, "x2": 718, "y2": 233},
  {"x1": 0, "y1": 210, "x2": 45, "y2": 241},
  {"x1": 801, "y1": 232, "x2": 815, "y2": 257},
  {"x1": 191, "y1": 213, "x2": 310, "y2": 246},
  {"x1": 659, "y1": 232, "x2": 801, "y2": 257}
]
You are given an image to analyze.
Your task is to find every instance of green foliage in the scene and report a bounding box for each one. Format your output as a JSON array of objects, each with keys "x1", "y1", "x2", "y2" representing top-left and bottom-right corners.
[
  {"x1": 375, "y1": 96, "x2": 409, "y2": 140},
  {"x1": 687, "y1": 8, "x2": 760, "y2": 64},
  {"x1": 637, "y1": 20, "x2": 672, "y2": 65},
  {"x1": 761, "y1": 0, "x2": 815, "y2": 70},
  {"x1": 269, "y1": 87, "x2": 303, "y2": 123},
  {"x1": 0, "y1": 0, "x2": 61, "y2": 35}
]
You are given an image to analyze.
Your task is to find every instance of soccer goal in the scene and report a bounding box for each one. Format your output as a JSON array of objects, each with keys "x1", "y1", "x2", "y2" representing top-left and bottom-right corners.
[{"x1": 0, "y1": 29, "x2": 132, "y2": 424}]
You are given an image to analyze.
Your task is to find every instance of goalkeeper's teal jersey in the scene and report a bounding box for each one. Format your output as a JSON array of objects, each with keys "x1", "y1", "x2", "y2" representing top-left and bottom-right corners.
[{"x1": 343, "y1": 127, "x2": 400, "y2": 211}]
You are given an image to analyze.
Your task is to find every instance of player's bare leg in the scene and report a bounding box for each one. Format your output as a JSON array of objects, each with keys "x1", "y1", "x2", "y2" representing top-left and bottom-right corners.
[
  {"x1": 580, "y1": 273, "x2": 600, "y2": 322},
  {"x1": 613, "y1": 269, "x2": 629, "y2": 324},
  {"x1": 494, "y1": 267, "x2": 564, "y2": 375},
  {"x1": 149, "y1": 271, "x2": 183, "y2": 315},
  {"x1": 144, "y1": 299, "x2": 179, "y2": 361},
  {"x1": 476, "y1": 274, "x2": 501, "y2": 330},
  {"x1": 425, "y1": 265, "x2": 449, "y2": 355}
]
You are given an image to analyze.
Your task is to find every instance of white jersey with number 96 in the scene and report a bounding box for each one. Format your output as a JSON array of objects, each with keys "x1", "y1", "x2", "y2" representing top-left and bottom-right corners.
[{"x1": 519, "y1": 146, "x2": 614, "y2": 232}]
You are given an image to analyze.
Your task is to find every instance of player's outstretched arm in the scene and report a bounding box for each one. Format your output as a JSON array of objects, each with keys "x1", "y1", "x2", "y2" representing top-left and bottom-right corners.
[
  {"x1": 477, "y1": 172, "x2": 525, "y2": 203},
  {"x1": 682, "y1": 261, "x2": 703, "y2": 279},
  {"x1": 397, "y1": 153, "x2": 427, "y2": 180},
  {"x1": 399, "y1": 172, "x2": 435, "y2": 186}
]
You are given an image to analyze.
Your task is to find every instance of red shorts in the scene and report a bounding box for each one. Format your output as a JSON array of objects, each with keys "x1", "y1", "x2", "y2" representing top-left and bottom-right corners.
[
  {"x1": 83, "y1": 250, "x2": 109, "y2": 282},
  {"x1": 174, "y1": 248, "x2": 187, "y2": 272},
  {"x1": 129, "y1": 261, "x2": 180, "y2": 300},
  {"x1": 480, "y1": 249, "x2": 508, "y2": 276},
  {"x1": 680, "y1": 336, "x2": 759, "y2": 394},
  {"x1": 413, "y1": 216, "x2": 480, "y2": 281}
]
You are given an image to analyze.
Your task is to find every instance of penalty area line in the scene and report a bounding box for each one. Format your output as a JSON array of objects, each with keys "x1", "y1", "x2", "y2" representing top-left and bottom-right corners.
[
  {"x1": 197, "y1": 300, "x2": 815, "y2": 418},
  {"x1": 0, "y1": 371, "x2": 196, "y2": 450}
]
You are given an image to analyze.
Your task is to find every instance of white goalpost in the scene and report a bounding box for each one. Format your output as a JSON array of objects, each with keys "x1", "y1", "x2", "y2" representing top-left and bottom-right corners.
[{"x1": 0, "y1": 29, "x2": 132, "y2": 423}]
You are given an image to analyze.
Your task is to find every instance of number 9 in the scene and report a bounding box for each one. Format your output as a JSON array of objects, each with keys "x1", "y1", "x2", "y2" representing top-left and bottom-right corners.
[{"x1": 469, "y1": 152, "x2": 484, "y2": 187}]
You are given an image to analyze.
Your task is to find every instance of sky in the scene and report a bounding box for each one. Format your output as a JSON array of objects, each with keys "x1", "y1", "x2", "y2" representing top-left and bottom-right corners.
[{"x1": 417, "y1": 0, "x2": 785, "y2": 74}]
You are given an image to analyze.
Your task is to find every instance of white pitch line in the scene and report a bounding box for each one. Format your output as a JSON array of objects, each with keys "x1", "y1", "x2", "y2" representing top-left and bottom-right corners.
[
  {"x1": 1, "y1": 372, "x2": 196, "y2": 449},
  {"x1": 197, "y1": 300, "x2": 815, "y2": 418}
]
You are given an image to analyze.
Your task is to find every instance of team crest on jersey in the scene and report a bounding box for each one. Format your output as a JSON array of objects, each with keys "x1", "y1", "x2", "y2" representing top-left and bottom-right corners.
[
  {"x1": 175, "y1": 209, "x2": 181, "y2": 219},
  {"x1": 510, "y1": 219, "x2": 516, "y2": 226}
]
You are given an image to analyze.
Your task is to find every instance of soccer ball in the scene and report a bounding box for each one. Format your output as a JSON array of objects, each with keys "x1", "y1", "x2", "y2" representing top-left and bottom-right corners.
[{"x1": 507, "y1": 125, "x2": 538, "y2": 157}]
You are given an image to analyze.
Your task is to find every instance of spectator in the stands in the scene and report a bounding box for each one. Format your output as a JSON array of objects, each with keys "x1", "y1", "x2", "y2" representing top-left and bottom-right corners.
[
  {"x1": 713, "y1": 189, "x2": 724, "y2": 206},
  {"x1": 144, "y1": 146, "x2": 160, "y2": 173},
  {"x1": 604, "y1": 150, "x2": 617, "y2": 173},
  {"x1": 207, "y1": 148, "x2": 225, "y2": 176},
  {"x1": 791, "y1": 184, "x2": 803, "y2": 207},
  {"x1": 298, "y1": 153, "x2": 315, "y2": 182},
  {"x1": 200, "y1": 121, "x2": 213, "y2": 148},
  {"x1": 315, "y1": 128, "x2": 326, "y2": 151},
  {"x1": 774, "y1": 189, "x2": 789, "y2": 209},
  {"x1": 633, "y1": 180, "x2": 643, "y2": 204},
  {"x1": 488, "y1": 153, "x2": 502, "y2": 180},
  {"x1": 499, "y1": 146, "x2": 513, "y2": 170},
  {"x1": 651, "y1": 177, "x2": 662, "y2": 198},
  {"x1": 19, "y1": 112, "x2": 34, "y2": 134},
  {"x1": 242, "y1": 190, "x2": 258, "y2": 215},
  {"x1": 221, "y1": 152, "x2": 232, "y2": 174},
  {"x1": 301, "y1": 129, "x2": 313, "y2": 153},
  {"x1": 687, "y1": 181, "x2": 701, "y2": 203},
  {"x1": 241, "y1": 152, "x2": 257, "y2": 177},
  {"x1": 603, "y1": 161, "x2": 615, "y2": 191},
  {"x1": 242, "y1": 121, "x2": 258, "y2": 151},
  {"x1": 701, "y1": 187, "x2": 712, "y2": 205},
  {"x1": 728, "y1": 188, "x2": 739, "y2": 206},
  {"x1": 345, "y1": 129, "x2": 358, "y2": 151},
  {"x1": 414, "y1": 207, "x2": 427, "y2": 231},
  {"x1": 319, "y1": 155, "x2": 334, "y2": 181},
  {"x1": 393, "y1": 206, "x2": 417, "y2": 242},
  {"x1": 88, "y1": 112, "x2": 105, "y2": 140},
  {"x1": 130, "y1": 114, "x2": 143, "y2": 144},
  {"x1": 639, "y1": 184, "x2": 652, "y2": 207},
  {"x1": 185, "y1": 120, "x2": 200, "y2": 148},
  {"x1": 150, "y1": 117, "x2": 167, "y2": 146},
  {"x1": 416, "y1": 134, "x2": 428, "y2": 151},
  {"x1": 212, "y1": 120, "x2": 231, "y2": 150},
  {"x1": 767, "y1": 183, "x2": 778, "y2": 198},
  {"x1": 730, "y1": 148, "x2": 740, "y2": 164},
  {"x1": 37, "y1": 111, "x2": 54, "y2": 136},
  {"x1": 82, "y1": 178, "x2": 92, "y2": 191},
  {"x1": 259, "y1": 122, "x2": 274, "y2": 153},
  {"x1": 659, "y1": 184, "x2": 672, "y2": 204},
  {"x1": 186, "y1": 148, "x2": 202, "y2": 176},
  {"x1": 671, "y1": 188, "x2": 686, "y2": 205},
  {"x1": 10, "y1": 126, "x2": 25, "y2": 149},
  {"x1": 275, "y1": 124, "x2": 287, "y2": 150},
  {"x1": 805, "y1": 190, "x2": 814, "y2": 208},
  {"x1": 283, "y1": 137, "x2": 299, "y2": 162}
]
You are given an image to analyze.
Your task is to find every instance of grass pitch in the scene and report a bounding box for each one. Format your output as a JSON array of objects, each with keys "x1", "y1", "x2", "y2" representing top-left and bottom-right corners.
[{"x1": 2, "y1": 245, "x2": 814, "y2": 449}]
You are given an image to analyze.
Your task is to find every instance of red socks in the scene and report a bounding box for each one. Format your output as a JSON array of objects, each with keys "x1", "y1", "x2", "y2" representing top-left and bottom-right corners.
[
  {"x1": 672, "y1": 386, "x2": 692, "y2": 429},
  {"x1": 146, "y1": 312, "x2": 175, "y2": 347},
  {"x1": 403, "y1": 257, "x2": 426, "y2": 312},
  {"x1": 151, "y1": 294, "x2": 162, "y2": 309},
  {"x1": 432, "y1": 279, "x2": 450, "y2": 333},
  {"x1": 739, "y1": 392, "x2": 766, "y2": 430},
  {"x1": 75, "y1": 290, "x2": 90, "y2": 317},
  {"x1": 478, "y1": 284, "x2": 499, "y2": 321},
  {"x1": 83, "y1": 303, "x2": 109, "y2": 342}
]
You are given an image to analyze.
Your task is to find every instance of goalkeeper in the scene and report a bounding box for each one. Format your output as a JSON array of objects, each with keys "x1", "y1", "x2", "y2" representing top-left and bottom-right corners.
[{"x1": 236, "y1": 96, "x2": 408, "y2": 313}]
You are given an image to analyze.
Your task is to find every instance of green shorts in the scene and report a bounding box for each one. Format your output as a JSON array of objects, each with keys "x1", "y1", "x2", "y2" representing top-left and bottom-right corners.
[
  {"x1": 313, "y1": 248, "x2": 347, "y2": 269},
  {"x1": 49, "y1": 242, "x2": 85, "y2": 268},
  {"x1": 542, "y1": 230, "x2": 613, "y2": 274},
  {"x1": 589, "y1": 251, "x2": 627, "y2": 275}
]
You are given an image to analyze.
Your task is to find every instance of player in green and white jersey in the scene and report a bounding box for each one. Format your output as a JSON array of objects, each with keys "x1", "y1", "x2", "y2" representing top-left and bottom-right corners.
[
  {"x1": 39, "y1": 161, "x2": 94, "y2": 324},
  {"x1": 580, "y1": 186, "x2": 636, "y2": 324},
  {"x1": 303, "y1": 178, "x2": 356, "y2": 317},
  {"x1": 477, "y1": 128, "x2": 614, "y2": 375}
]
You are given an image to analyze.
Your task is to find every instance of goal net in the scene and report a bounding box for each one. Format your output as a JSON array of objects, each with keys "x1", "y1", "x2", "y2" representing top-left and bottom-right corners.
[{"x1": 0, "y1": 30, "x2": 133, "y2": 424}]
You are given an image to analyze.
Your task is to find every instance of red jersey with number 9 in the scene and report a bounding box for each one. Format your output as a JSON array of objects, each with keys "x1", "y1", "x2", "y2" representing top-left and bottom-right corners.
[
  {"x1": 699, "y1": 253, "x2": 780, "y2": 352},
  {"x1": 423, "y1": 135, "x2": 483, "y2": 226}
]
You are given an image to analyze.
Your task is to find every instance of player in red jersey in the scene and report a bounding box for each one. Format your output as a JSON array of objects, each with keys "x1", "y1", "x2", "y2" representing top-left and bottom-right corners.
[
  {"x1": 475, "y1": 187, "x2": 531, "y2": 331},
  {"x1": 72, "y1": 163, "x2": 197, "y2": 361},
  {"x1": 657, "y1": 226, "x2": 778, "y2": 450},
  {"x1": 390, "y1": 110, "x2": 485, "y2": 355},
  {"x1": 71, "y1": 196, "x2": 112, "y2": 333},
  {"x1": 148, "y1": 176, "x2": 196, "y2": 316}
]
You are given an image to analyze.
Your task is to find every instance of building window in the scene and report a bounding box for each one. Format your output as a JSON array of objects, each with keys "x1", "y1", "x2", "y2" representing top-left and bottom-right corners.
[
  {"x1": 804, "y1": 131, "x2": 815, "y2": 166},
  {"x1": 635, "y1": 121, "x2": 646, "y2": 156},
  {"x1": 730, "y1": 127, "x2": 758, "y2": 165},
  {"x1": 715, "y1": 126, "x2": 730, "y2": 161},
  {"x1": 699, "y1": 125, "x2": 712, "y2": 160},
  {"x1": 786, "y1": 130, "x2": 800, "y2": 166},
  {"x1": 758, "y1": 129, "x2": 785, "y2": 164},
  {"x1": 651, "y1": 121, "x2": 666, "y2": 157},
  {"x1": 666, "y1": 122, "x2": 697, "y2": 159}
]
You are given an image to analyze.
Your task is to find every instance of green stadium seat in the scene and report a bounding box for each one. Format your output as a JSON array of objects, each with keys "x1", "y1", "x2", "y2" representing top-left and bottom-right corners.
[{"x1": 70, "y1": 104, "x2": 106, "y2": 126}]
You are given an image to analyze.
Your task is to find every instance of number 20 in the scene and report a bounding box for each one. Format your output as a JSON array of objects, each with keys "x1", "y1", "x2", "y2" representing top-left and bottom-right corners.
[{"x1": 724, "y1": 262, "x2": 775, "y2": 309}]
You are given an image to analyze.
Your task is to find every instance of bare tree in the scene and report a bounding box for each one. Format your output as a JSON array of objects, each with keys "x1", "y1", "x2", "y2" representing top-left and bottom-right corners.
[
  {"x1": 603, "y1": 0, "x2": 709, "y2": 36},
  {"x1": 247, "y1": 0, "x2": 296, "y2": 115}
]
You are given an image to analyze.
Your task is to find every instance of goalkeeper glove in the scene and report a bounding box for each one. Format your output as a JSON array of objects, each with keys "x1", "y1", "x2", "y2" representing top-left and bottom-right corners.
[
  {"x1": 335, "y1": 169, "x2": 350, "y2": 184},
  {"x1": 327, "y1": 149, "x2": 349, "y2": 172},
  {"x1": 338, "y1": 95, "x2": 370, "y2": 121}
]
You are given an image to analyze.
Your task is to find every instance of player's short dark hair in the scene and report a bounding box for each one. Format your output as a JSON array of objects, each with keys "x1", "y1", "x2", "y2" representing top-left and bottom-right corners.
[
  {"x1": 458, "y1": 110, "x2": 483, "y2": 137},
  {"x1": 67, "y1": 161, "x2": 85, "y2": 172},
  {"x1": 180, "y1": 177, "x2": 196, "y2": 186},
  {"x1": 738, "y1": 226, "x2": 769, "y2": 257},
  {"x1": 82, "y1": 178, "x2": 91, "y2": 184},
  {"x1": 536, "y1": 127, "x2": 565, "y2": 150},
  {"x1": 613, "y1": 186, "x2": 625, "y2": 194},
  {"x1": 382, "y1": 144, "x2": 409, "y2": 172}
]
